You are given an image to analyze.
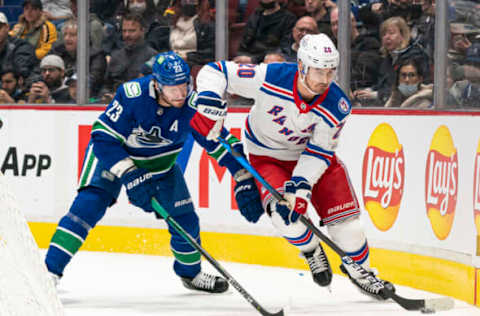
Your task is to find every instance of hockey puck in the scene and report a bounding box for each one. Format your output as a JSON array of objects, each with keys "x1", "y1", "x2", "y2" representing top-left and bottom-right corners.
[{"x1": 0, "y1": 118, "x2": 3, "y2": 129}]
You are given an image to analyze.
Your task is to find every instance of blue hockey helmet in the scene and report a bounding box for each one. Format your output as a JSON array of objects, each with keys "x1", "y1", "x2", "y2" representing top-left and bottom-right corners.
[{"x1": 151, "y1": 51, "x2": 191, "y2": 89}]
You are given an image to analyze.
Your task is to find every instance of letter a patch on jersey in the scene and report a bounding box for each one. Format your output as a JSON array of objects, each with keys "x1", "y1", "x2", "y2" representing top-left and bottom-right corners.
[{"x1": 169, "y1": 120, "x2": 179, "y2": 132}]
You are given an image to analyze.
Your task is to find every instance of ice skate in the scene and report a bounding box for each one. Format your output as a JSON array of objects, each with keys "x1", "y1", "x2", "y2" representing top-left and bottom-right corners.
[
  {"x1": 303, "y1": 243, "x2": 332, "y2": 287},
  {"x1": 340, "y1": 263, "x2": 395, "y2": 300},
  {"x1": 181, "y1": 271, "x2": 229, "y2": 293}
]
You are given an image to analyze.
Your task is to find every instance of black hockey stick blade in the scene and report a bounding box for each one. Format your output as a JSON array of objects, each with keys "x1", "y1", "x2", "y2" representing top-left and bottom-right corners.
[
  {"x1": 151, "y1": 198, "x2": 284, "y2": 316},
  {"x1": 389, "y1": 292, "x2": 454, "y2": 313}
]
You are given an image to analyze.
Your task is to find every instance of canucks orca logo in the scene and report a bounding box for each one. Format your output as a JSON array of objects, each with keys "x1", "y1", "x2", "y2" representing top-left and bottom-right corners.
[{"x1": 127, "y1": 126, "x2": 172, "y2": 148}]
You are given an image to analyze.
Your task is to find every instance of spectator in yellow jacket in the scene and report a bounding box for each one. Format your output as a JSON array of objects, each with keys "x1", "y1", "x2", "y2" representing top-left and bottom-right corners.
[{"x1": 9, "y1": 0, "x2": 58, "y2": 60}]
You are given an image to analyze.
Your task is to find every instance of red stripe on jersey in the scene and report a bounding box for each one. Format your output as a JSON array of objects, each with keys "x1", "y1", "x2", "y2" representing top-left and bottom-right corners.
[
  {"x1": 305, "y1": 148, "x2": 332, "y2": 161},
  {"x1": 351, "y1": 244, "x2": 369, "y2": 263},
  {"x1": 315, "y1": 106, "x2": 340, "y2": 126},
  {"x1": 262, "y1": 82, "x2": 293, "y2": 97},
  {"x1": 289, "y1": 229, "x2": 313, "y2": 245},
  {"x1": 292, "y1": 72, "x2": 330, "y2": 114}
]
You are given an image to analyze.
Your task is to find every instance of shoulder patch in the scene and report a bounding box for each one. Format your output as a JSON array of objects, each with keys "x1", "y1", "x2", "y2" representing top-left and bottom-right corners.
[
  {"x1": 188, "y1": 91, "x2": 198, "y2": 109},
  {"x1": 338, "y1": 97, "x2": 350, "y2": 114},
  {"x1": 123, "y1": 82, "x2": 142, "y2": 98}
]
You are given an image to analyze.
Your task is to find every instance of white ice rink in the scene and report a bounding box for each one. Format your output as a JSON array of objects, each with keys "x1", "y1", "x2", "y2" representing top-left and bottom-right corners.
[{"x1": 53, "y1": 251, "x2": 480, "y2": 316}]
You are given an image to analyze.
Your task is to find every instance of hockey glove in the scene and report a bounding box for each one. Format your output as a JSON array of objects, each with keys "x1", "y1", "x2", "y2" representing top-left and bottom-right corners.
[
  {"x1": 234, "y1": 169, "x2": 264, "y2": 223},
  {"x1": 276, "y1": 178, "x2": 311, "y2": 225},
  {"x1": 190, "y1": 93, "x2": 227, "y2": 141},
  {"x1": 120, "y1": 167, "x2": 156, "y2": 211}
]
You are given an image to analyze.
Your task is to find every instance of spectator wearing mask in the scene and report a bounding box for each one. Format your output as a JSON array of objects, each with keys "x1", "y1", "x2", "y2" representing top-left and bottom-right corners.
[
  {"x1": 384, "y1": 58, "x2": 432, "y2": 108},
  {"x1": 10, "y1": 0, "x2": 58, "y2": 60},
  {"x1": 235, "y1": 0, "x2": 297, "y2": 64},
  {"x1": 168, "y1": 0, "x2": 215, "y2": 67},
  {"x1": 410, "y1": 0, "x2": 435, "y2": 60},
  {"x1": 102, "y1": 13, "x2": 157, "y2": 99},
  {"x1": 0, "y1": 69, "x2": 26, "y2": 103},
  {"x1": 0, "y1": 13, "x2": 37, "y2": 81},
  {"x1": 118, "y1": 0, "x2": 158, "y2": 31},
  {"x1": 304, "y1": 0, "x2": 336, "y2": 38},
  {"x1": 353, "y1": 16, "x2": 430, "y2": 106},
  {"x1": 50, "y1": 19, "x2": 106, "y2": 98},
  {"x1": 26, "y1": 54, "x2": 69, "y2": 103},
  {"x1": 281, "y1": 16, "x2": 319, "y2": 62}
]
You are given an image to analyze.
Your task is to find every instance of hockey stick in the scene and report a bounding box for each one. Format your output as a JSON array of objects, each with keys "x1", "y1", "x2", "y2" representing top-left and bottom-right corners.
[
  {"x1": 151, "y1": 197, "x2": 284, "y2": 316},
  {"x1": 218, "y1": 137, "x2": 454, "y2": 313}
]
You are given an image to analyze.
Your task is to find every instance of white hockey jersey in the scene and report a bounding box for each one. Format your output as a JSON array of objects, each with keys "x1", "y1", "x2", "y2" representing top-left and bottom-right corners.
[{"x1": 196, "y1": 61, "x2": 352, "y2": 187}]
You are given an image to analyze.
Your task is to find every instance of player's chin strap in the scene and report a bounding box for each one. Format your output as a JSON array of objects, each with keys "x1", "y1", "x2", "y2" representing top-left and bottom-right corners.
[
  {"x1": 299, "y1": 65, "x2": 321, "y2": 96},
  {"x1": 217, "y1": 136, "x2": 455, "y2": 314}
]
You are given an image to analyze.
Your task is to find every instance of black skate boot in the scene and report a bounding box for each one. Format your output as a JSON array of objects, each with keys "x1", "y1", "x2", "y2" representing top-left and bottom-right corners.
[
  {"x1": 303, "y1": 243, "x2": 332, "y2": 287},
  {"x1": 340, "y1": 263, "x2": 395, "y2": 300},
  {"x1": 181, "y1": 271, "x2": 229, "y2": 293}
]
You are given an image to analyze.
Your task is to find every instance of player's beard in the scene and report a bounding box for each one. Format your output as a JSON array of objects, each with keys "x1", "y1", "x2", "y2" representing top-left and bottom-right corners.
[{"x1": 157, "y1": 89, "x2": 185, "y2": 108}]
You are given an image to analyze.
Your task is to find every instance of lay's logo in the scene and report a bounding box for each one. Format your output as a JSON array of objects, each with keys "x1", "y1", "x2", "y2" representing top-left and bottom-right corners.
[
  {"x1": 474, "y1": 139, "x2": 480, "y2": 235},
  {"x1": 425, "y1": 125, "x2": 458, "y2": 240},
  {"x1": 362, "y1": 123, "x2": 405, "y2": 231}
]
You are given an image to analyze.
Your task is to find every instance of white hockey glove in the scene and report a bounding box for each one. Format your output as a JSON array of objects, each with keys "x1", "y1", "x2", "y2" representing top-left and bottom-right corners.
[
  {"x1": 190, "y1": 94, "x2": 227, "y2": 141},
  {"x1": 275, "y1": 178, "x2": 311, "y2": 225}
]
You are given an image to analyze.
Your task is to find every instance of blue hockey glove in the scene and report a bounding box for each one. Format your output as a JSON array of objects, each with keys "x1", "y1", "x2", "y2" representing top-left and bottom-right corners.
[
  {"x1": 120, "y1": 167, "x2": 156, "y2": 211},
  {"x1": 234, "y1": 169, "x2": 264, "y2": 223},
  {"x1": 275, "y1": 177, "x2": 311, "y2": 225}
]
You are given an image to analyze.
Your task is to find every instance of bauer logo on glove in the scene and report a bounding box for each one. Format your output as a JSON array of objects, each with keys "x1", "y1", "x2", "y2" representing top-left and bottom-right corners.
[{"x1": 126, "y1": 172, "x2": 152, "y2": 190}]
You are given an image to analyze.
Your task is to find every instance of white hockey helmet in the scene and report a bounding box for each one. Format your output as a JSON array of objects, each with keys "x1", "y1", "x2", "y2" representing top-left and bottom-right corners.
[{"x1": 297, "y1": 33, "x2": 339, "y2": 74}]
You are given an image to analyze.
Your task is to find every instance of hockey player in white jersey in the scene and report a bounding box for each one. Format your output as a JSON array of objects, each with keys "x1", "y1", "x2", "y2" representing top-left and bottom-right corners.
[{"x1": 189, "y1": 34, "x2": 395, "y2": 300}]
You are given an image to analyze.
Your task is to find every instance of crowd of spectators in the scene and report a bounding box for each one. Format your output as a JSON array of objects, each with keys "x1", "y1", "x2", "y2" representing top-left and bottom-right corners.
[{"x1": 0, "y1": 0, "x2": 478, "y2": 109}]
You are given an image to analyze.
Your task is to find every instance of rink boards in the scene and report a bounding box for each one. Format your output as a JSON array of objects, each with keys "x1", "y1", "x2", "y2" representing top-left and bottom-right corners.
[{"x1": 0, "y1": 105, "x2": 479, "y2": 306}]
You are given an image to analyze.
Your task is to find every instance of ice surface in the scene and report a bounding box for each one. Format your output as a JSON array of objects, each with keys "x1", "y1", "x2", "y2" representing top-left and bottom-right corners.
[{"x1": 52, "y1": 251, "x2": 480, "y2": 316}]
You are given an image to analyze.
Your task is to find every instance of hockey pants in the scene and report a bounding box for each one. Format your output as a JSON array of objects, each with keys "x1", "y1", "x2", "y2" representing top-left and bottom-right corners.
[{"x1": 45, "y1": 186, "x2": 202, "y2": 279}]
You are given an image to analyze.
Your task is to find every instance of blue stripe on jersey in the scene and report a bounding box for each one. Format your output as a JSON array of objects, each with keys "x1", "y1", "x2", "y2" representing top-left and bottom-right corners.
[
  {"x1": 345, "y1": 241, "x2": 369, "y2": 265},
  {"x1": 198, "y1": 91, "x2": 222, "y2": 99},
  {"x1": 196, "y1": 95, "x2": 225, "y2": 109},
  {"x1": 260, "y1": 87, "x2": 295, "y2": 103},
  {"x1": 207, "y1": 62, "x2": 221, "y2": 71},
  {"x1": 320, "y1": 82, "x2": 352, "y2": 122},
  {"x1": 306, "y1": 142, "x2": 334, "y2": 159},
  {"x1": 220, "y1": 60, "x2": 228, "y2": 83},
  {"x1": 303, "y1": 150, "x2": 331, "y2": 166},
  {"x1": 284, "y1": 229, "x2": 313, "y2": 246},
  {"x1": 310, "y1": 108, "x2": 334, "y2": 127},
  {"x1": 245, "y1": 116, "x2": 277, "y2": 150}
]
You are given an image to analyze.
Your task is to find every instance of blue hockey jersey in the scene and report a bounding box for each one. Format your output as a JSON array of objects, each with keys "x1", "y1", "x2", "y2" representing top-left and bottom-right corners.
[{"x1": 91, "y1": 75, "x2": 243, "y2": 177}]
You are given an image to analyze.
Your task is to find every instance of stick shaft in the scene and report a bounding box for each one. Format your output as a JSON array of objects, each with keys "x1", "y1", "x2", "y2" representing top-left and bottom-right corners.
[{"x1": 151, "y1": 198, "x2": 283, "y2": 316}]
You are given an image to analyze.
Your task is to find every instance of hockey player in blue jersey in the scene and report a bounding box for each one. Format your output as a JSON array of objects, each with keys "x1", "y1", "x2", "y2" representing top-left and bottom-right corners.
[
  {"x1": 189, "y1": 34, "x2": 395, "y2": 300},
  {"x1": 44, "y1": 51, "x2": 264, "y2": 293}
]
